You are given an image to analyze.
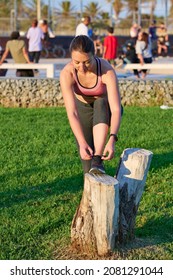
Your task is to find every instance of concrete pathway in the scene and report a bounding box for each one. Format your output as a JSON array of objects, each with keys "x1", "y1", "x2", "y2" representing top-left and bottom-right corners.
[{"x1": 2, "y1": 57, "x2": 173, "y2": 80}]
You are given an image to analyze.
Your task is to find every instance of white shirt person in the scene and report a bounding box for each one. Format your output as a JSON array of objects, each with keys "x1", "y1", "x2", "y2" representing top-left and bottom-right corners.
[{"x1": 75, "y1": 16, "x2": 91, "y2": 37}]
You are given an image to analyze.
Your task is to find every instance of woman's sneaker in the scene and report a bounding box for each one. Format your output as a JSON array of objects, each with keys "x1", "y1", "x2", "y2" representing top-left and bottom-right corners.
[{"x1": 89, "y1": 155, "x2": 105, "y2": 174}]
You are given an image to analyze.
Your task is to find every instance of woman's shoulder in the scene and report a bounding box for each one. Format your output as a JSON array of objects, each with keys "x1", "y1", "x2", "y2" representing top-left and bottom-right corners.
[
  {"x1": 61, "y1": 61, "x2": 73, "y2": 73},
  {"x1": 136, "y1": 40, "x2": 145, "y2": 48},
  {"x1": 98, "y1": 57, "x2": 113, "y2": 71},
  {"x1": 60, "y1": 61, "x2": 74, "y2": 81},
  {"x1": 98, "y1": 57, "x2": 117, "y2": 81}
]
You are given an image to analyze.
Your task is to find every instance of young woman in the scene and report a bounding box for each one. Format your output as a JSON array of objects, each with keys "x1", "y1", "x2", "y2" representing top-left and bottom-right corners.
[
  {"x1": 136, "y1": 31, "x2": 152, "y2": 79},
  {"x1": 157, "y1": 23, "x2": 169, "y2": 56},
  {"x1": 60, "y1": 35, "x2": 122, "y2": 174}
]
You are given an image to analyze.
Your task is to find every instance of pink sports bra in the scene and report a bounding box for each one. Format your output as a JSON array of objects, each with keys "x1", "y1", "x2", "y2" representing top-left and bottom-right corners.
[{"x1": 73, "y1": 57, "x2": 107, "y2": 96}]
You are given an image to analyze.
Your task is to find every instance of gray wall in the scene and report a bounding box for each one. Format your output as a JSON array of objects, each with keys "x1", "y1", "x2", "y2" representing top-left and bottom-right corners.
[{"x1": 0, "y1": 78, "x2": 173, "y2": 108}]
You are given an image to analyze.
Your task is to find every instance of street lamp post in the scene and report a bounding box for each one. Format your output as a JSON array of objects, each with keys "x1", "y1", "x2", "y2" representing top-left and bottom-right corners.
[
  {"x1": 80, "y1": 0, "x2": 83, "y2": 18},
  {"x1": 138, "y1": 0, "x2": 141, "y2": 26},
  {"x1": 165, "y1": 0, "x2": 168, "y2": 27},
  {"x1": 48, "y1": 0, "x2": 51, "y2": 23},
  {"x1": 37, "y1": 0, "x2": 41, "y2": 20},
  {"x1": 14, "y1": 0, "x2": 17, "y2": 30},
  {"x1": 110, "y1": 0, "x2": 114, "y2": 26}
]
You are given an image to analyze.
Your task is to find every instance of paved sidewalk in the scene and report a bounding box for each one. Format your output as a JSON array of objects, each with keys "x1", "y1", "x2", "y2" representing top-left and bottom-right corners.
[{"x1": 2, "y1": 57, "x2": 173, "y2": 79}]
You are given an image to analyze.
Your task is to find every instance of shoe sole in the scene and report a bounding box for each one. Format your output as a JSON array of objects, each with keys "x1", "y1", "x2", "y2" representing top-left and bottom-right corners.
[{"x1": 89, "y1": 167, "x2": 105, "y2": 175}]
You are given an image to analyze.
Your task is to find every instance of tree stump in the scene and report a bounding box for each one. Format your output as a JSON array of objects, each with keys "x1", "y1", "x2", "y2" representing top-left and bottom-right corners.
[
  {"x1": 115, "y1": 148, "x2": 153, "y2": 244},
  {"x1": 71, "y1": 148, "x2": 153, "y2": 256},
  {"x1": 71, "y1": 174, "x2": 119, "y2": 256}
]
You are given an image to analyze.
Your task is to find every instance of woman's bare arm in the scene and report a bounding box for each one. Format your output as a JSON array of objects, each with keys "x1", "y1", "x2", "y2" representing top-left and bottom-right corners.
[{"x1": 60, "y1": 65, "x2": 93, "y2": 160}]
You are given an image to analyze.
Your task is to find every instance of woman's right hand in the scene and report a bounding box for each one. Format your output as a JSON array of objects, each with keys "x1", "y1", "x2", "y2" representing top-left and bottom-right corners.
[{"x1": 79, "y1": 143, "x2": 93, "y2": 160}]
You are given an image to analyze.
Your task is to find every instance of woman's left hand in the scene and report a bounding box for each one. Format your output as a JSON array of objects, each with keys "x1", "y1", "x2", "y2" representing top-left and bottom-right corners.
[{"x1": 102, "y1": 142, "x2": 115, "y2": 160}]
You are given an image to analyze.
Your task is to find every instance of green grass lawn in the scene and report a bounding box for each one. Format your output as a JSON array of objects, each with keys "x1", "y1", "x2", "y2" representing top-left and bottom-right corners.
[{"x1": 0, "y1": 106, "x2": 172, "y2": 260}]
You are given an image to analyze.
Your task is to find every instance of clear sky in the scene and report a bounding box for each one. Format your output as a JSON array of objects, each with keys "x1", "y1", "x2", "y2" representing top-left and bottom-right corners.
[{"x1": 45, "y1": 0, "x2": 170, "y2": 18}]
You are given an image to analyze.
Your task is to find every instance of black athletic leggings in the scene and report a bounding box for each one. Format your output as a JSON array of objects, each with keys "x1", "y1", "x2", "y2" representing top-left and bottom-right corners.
[{"x1": 75, "y1": 97, "x2": 111, "y2": 173}]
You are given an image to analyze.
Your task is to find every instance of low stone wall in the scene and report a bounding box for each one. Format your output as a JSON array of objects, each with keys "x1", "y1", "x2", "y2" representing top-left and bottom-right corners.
[
  {"x1": 0, "y1": 78, "x2": 173, "y2": 108},
  {"x1": 119, "y1": 79, "x2": 173, "y2": 106}
]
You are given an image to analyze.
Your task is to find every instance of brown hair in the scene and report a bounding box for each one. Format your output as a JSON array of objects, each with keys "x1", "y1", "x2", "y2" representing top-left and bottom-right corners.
[
  {"x1": 69, "y1": 35, "x2": 95, "y2": 55},
  {"x1": 107, "y1": 26, "x2": 114, "y2": 34},
  {"x1": 11, "y1": 31, "x2": 20, "y2": 40},
  {"x1": 32, "y1": 19, "x2": 38, "y2": 27},
  {"x1": 142, "y1": 32, "x2": 149, "y2": 49}
]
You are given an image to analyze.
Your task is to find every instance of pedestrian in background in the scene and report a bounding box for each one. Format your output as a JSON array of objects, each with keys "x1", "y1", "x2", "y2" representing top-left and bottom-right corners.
[
  {"x1": 39, "y1": 19, "x2": 55, "y2": 41},
  {"x1": 148, "y1": 20, "x2": 158, "y2": 57},
  {"x1": 75, "y1": 16, "x2": 91, "y2": 37},
  {"x1": 135, "y1": 31, "x2": 152, "y2": 79},
  {"x1": 103, "y1": 26, "x2": 118, "y2": 68},
  {"x1": 130, "y1": 22, "x2": 141, "y2": 44},
  {"x1": 157, "y1": 22, "x2": 169, "y2": 56},
  {"x1": 122, "y1": 40, "x2": 140, "y2": 79},
  {"x1": 0, "y1": 31, "x2": 34, "y2": 77},
  {"x1": 26, "y1": 19, "x2": 44, "y2": 71}
]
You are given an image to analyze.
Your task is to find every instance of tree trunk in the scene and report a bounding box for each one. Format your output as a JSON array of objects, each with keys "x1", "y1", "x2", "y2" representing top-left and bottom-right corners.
[
  {"x1": 116, "y1": 148, "x2": 153, "y2": 243},
  {"x1": 71, "y1": 148, "x2": 153, "y2": 256},
  {"x1": 71, "y1": 174, "x2": 119, "y2": 256}
]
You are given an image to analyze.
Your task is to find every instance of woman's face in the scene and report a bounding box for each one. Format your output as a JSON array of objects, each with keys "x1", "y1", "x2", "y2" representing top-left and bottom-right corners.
[{"x1": 71, "y1": 51, "x2": 95, "y2": 73}]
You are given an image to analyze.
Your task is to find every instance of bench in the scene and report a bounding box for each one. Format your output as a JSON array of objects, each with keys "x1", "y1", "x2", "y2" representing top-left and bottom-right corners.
[
  {"x1": 124, "y1": 63, "x2": 173, "y2": 72},
  {"x1": 0, "y1": 63, "x2": 57, "y2": 78}
]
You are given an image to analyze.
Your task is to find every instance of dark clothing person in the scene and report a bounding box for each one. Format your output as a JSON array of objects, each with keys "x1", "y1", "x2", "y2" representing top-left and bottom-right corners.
[
  {"x1": 149, "y1": 20, "x2": 158, "y2": 56},
  {"x1": 123, "y1": 40, "x2": 139, "y2": 78}
]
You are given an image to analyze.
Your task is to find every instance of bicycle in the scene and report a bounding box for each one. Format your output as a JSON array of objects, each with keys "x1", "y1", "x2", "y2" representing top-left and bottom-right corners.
[{"x1": 41, "y1": 41, "x2": 66, "y2": 58}]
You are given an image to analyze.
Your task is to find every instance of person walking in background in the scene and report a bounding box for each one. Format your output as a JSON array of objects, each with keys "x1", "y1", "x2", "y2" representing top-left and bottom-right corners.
[
  {"x1": 0, "y1": 31, "x2": 34, "y2": 77},
  {"x1": 156, "y1": 22, "x2": 169, "y2": 56},
  {"x1": 60, "y1": 35, "x2": 122, "y2": 175},
  {"x1": 39, "y1": 19, "x2": 55, "y2": 41},
  {"x1": 135, "y1": 31, "x2": 152, "y2": 79},
  {"x1": 26, "y1": 19, "x2": 44, "y2": 70},
  {"x1": 93, "y1": 34, "x2": 103, "y2": 57},
  {"x1": 122, "y1": 40, "x2": 140, "y2": 79},
  {"x1": 39, "y1": 19, "x2": 55, "y2": 54},
  {"x1": 148, "y1": 20, "x2": 158, "y2": 57},
  {"x1": 75, "y1": 16, "x2": 91, "y2": 37},
  {"x1": 130, "y1": 22, "x2": 141, "y2": 44},
  {"x1": 103, "y1": 26, "x2": 118, "y2": 67}
]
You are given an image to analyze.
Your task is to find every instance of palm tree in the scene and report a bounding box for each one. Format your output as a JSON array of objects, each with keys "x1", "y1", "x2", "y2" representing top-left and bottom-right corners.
[
  {"x1": 23, "y1": 0, "x2": 40, "y2": 18},
  {"x1": 58, "y1": 1, "x2": 75, "y2": 17},
  {"x1": 84, "y1": 1, "x2": 102, "y2": 20},
  {"x1": 149, "y1": 0, "x2": 157, "y2": 23},
  {"x1": 123, "y1": 0, "x2": 138, "y2": 23},
  {"x1": 106, "y1": 0, "x2": 123, "y2": 21},
  {"x1": 123, "y1": 0, "x2": 158, "y2": 26},
  {"x1": 0, "y1": 0, "x2": 13, "y2": 16},
  {"x1": 170, "y1": 0, "x2": 173, "y2": 17}
]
